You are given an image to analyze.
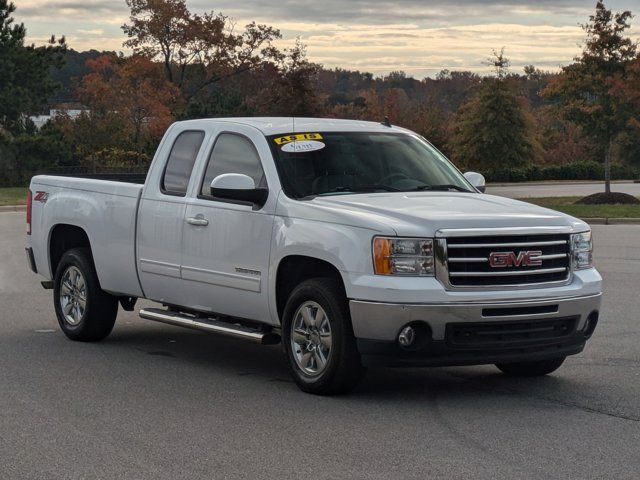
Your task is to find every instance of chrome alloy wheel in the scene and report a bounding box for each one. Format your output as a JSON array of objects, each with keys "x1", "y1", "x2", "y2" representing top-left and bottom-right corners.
[
  {"x1": 291, "y1": 301, "x2": 332, "y2": 376},
  {"x1": 59, "y1": 266, "x2": 87, "y2": 326}
]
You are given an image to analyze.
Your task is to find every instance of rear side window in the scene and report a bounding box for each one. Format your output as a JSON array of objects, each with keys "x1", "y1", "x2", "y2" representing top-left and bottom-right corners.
[
  {"x1": 200, "y1": 133, "x2": 266, "y2": 197},
  {"x1": 162, "y1": 130, "x2": 205, "y2": 196}
]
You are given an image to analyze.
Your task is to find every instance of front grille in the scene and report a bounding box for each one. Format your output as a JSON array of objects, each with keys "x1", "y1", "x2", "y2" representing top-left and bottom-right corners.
[
  {"x1": 446, "y1": 316, "x2": 578, "y2": 349},
  {"x1": 445, "y1": 233, "x2": 571, "y2": 287}
]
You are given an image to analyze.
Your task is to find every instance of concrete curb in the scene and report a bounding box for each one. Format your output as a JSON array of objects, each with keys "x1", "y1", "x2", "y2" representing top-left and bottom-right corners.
[
  {"x1": 1, "y1": 205, "x2": 638, "y2": 225},
  {"x1": 585, "y1": 218, "x2": 640, "y2": 225},
  {"x1": 0, "y1": 205, "x2": 26, "y2": 212},
  {"x1": 488, "y1": 180, "x2": 637, "y2": 187}
]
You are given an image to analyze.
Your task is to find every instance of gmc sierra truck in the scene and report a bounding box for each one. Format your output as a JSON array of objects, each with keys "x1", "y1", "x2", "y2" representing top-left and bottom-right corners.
[{"x1": 26, "y1": 117, "x2": 602, "y2": 394}]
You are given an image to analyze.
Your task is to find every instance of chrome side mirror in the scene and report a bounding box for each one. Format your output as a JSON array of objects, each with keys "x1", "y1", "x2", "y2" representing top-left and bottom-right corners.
[
  {"x1": 463, "y1": 171, "x2": 486, "y2": 193},
  {"x1": 210, "y1": 173, "x2": 268, "y2": 206}
]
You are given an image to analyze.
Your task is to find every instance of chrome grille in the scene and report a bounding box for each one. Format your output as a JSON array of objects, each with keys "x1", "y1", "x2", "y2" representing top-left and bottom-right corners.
[{"x1": 439, "y1": 233, "x2": 571, "y2": 288}]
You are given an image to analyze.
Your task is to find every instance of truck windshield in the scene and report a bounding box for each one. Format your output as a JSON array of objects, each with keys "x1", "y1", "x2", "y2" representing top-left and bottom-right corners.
[{"x1": 268, "y1": 131, "x2": 474, "y2": 199}]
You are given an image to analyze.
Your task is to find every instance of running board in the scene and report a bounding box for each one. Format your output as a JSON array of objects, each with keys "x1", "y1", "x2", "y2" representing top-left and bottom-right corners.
[{"x1": 139, "y1": 308, "x2": 280, "y2": 345}]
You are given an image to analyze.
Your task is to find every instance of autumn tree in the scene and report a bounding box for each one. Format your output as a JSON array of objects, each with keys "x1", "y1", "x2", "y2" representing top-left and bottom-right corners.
[
  {"x1": 610, "y1": 57, "x2": 640, "y2": 132},
  {"x1": 0, "y1": 0, "x2": 66, "y2": 133},
  {"x1": 252, "y1": 39, "x2": 323, "y2": 116},
  {"x1": 429, "y1": 70, "x2": 482, "y2": 114},
  {"x1": 452, "y1": 50, "x2": 536, "y2": 173},
  {"x1": 78, "y1": 54, "x2": 179, "y2": 149},
  {"x1": 122, "y1": 0, "x2": 282, "y2": 104},
  {"x1": 50, "y1": 53, "x2": 180, "y2": 171},
  {"x1": 407, "y1": 96, "x2": 450, "y2": 153},
  {"x1": 544, "y1": 1, "x2": 637, "y2": 196}
]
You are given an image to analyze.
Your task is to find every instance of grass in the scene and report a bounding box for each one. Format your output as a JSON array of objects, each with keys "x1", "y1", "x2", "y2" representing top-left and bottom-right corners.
[
  {"x1": 0, "y1": 187, "x2": 27, "y2": 206},
  {"x1": 520, "y1": 196, "x2": 640, "y2": 218}
]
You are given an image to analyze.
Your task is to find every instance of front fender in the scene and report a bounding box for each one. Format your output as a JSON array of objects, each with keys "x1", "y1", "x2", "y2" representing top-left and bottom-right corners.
[{"x1": 267, "y1": 215, "x2": 383, "y2": 323}]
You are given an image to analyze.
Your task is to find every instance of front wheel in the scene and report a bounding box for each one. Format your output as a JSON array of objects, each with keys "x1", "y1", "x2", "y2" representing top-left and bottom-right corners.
[
  {"x1": 495, "y1": 356, "x2": 566, "y2": 377},
  {"x1": 53, "y1": 248, "x2": 118, "y2": 342},
  {"x1": 282, "y1": 278, "x2": 365, "y2": 395}
]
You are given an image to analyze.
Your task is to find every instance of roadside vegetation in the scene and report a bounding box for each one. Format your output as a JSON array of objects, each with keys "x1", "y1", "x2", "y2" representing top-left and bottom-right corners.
[
  {"x1": 1, "y1": 0, "x2": 639, "y2": 195},
  {"x1": 521, "y1": 197, "x2": 640, "y2": 218},
  {"x1": 0, "y1": 187, "x2": 26, "y2": 206}
]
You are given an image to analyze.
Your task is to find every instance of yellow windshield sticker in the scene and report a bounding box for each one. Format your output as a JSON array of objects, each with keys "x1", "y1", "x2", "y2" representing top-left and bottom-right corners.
[{"x1": 274, "y1": 133, "x2": 323, "y2": 145}]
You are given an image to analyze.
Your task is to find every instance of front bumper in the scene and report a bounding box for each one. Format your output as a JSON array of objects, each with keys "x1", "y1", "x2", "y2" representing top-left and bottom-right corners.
[{"x1": 349, "y1": 293, "x2": 601, "y2": 367}]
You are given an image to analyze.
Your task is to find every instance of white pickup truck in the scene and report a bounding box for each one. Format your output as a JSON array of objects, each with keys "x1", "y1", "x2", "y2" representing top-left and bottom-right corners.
[{"x1": 26, "y1": 117, "x2": 602, "y2": 394}]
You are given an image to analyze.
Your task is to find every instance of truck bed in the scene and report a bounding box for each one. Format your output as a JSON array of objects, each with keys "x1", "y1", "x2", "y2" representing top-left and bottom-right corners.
[{"x1": 28, "y1": 175, "x2": 145, "y2": 298}]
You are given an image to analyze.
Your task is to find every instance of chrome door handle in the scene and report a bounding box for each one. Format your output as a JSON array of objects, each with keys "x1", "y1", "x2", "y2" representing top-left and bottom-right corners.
[{"x1": 186, "y1": 216, "x2": 209, "y2": 226}]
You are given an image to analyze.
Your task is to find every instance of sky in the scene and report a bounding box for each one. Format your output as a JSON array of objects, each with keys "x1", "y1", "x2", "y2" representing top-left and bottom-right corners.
[{"x1": 15, "y1": 0, "x2": 640, "y2": 78}]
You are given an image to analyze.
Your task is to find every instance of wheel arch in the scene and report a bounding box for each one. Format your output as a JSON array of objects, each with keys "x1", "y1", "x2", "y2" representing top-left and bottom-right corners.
[
  {"x1": 275, "y1": 255, "x2": 347, "y2": 323},
  {"x1": 49, "y1": 223, "x2": 93, "y2": 277}
]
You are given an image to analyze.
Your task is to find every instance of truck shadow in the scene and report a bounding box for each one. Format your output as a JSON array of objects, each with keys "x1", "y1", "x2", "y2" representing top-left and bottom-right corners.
[{"x1": 107, "y1": 322, "x2": 591, "y2": 407}]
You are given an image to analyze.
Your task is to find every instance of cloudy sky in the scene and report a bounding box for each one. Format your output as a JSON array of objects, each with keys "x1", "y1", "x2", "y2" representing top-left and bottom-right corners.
[{"x1": 15, "y1": 0, "x2": 640, "y2": 78}]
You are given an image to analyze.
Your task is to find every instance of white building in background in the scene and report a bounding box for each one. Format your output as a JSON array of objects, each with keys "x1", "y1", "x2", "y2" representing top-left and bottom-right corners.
[{"x1": 30, "y1": 105, "x2": 89, "y2": 130}]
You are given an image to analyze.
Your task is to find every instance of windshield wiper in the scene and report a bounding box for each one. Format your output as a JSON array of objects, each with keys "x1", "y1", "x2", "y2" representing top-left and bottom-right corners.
[
  {"x1": 408, "y1": 184, "x2": 472, "y2": 193},
  {"x1": 315, "y1": 185, "x2": 401, "y2": 196},
  {"x1": 353, "y1": 184, "x2": 401, "y2": 192}
]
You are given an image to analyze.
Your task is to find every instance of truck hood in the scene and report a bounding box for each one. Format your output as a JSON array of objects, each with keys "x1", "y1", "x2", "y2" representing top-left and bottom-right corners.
[{"x1": 281, "y1": 192, "x2": 588, "y2": 236}]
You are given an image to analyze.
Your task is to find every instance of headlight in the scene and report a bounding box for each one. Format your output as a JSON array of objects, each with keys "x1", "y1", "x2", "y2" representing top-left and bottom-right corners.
[
  {"x1": 571, "y1": 231, "x2": 593, "y2": 270},
  {"x1": 373, "y1": 237, "x2": 434, "y2": 276}
]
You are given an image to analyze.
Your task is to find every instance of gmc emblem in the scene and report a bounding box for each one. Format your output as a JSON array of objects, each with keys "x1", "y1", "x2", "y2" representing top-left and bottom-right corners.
[{"x1": 489, "y1": 250, "x2": 543, "y2": 268}]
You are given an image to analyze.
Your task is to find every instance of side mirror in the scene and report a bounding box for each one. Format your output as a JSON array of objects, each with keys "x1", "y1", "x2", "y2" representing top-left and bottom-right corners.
[
  {"x1": 210, "y1": 173, "x2": 268, "y2": 206},
  {"x1": 463, "y1": 171, "x2": 486, "y2": 193}
]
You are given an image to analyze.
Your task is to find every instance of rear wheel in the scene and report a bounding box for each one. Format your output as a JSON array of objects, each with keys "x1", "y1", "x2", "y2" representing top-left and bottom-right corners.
[
  {"x1": 53, "y1": 248, "x2": 118, "y2": 341},
  {"x1": 495, "y1": 356, "x2": 566, "y2": 376},
  {"x1": 282, "y1": 278, "x2": 365, "y2": 395}
]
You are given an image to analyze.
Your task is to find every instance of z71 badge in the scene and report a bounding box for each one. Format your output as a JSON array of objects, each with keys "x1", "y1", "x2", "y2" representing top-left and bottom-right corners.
[{"x1": 34, "y1": 191, "x2": 49, "y2": 203}]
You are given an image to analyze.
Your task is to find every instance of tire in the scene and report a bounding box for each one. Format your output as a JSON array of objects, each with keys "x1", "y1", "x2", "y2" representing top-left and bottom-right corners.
[
  {"x1": 495, "y1": 356, "x2": 566, "y2": 377},
  {"x1": 53, "y1": 248, "x2": 118, "y2": 342},
  {"x1": 282, "y1": 278, "x2": 365, "y2": 395}
]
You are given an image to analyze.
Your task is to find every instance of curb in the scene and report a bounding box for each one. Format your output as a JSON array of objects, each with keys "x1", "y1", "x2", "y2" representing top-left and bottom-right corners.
[
  {"x1": 0, "y1": 205, "x2": 26, "y2": 212},
  {"x1": 585, "y1": 217, "x2": 640, "y2": 225},
  {"x1": 488, "y1": 180, "x2": 637, "y2": 187}
]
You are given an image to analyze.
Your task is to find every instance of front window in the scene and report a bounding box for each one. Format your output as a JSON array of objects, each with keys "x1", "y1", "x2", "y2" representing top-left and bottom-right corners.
[
  {"x1": 200, "y1": 133, "x2": 266, "y2": 198},
  {"x1": 268, "y1": 131, "x2": 473, "y2": 199}
]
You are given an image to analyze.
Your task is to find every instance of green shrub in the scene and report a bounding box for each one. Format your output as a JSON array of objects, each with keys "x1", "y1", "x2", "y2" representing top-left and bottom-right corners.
[
  {"x1": 0, "y1": 133, "x2": 72, "y2": 187},
  {"x1": 485, "y1": 161, "x2": 640, "y2": 182},
  {"x1": 84, "y1": 148, "x2": 151, "y2": 172}
]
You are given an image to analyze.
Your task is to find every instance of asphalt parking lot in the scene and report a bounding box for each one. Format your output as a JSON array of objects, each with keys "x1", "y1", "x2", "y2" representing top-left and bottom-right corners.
[{"x1": 1, "y1": 211, "x2": 639, "y2": 480}]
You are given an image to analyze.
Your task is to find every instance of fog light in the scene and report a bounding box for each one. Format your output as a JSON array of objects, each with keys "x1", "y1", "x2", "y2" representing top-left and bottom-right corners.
[{"x1": 398, "y1": 326, "x2": 415, "y2": 347}]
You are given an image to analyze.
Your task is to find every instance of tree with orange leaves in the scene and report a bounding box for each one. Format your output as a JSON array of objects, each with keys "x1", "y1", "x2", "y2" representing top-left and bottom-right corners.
[
  {"x1": 122, "y1": 0, "x2": 282, "y2": 102},
  {"x1": 78, "y1": 54, "x2": 180, "y2": 148},
  {"x1": 610, "y1": 58, "x2": 640, "y2": 131}
]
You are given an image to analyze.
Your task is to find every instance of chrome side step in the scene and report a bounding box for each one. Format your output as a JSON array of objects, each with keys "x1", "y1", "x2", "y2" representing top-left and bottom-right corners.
[{"x1": 139, "y1": 308, "x2": 280, "y2": 345}]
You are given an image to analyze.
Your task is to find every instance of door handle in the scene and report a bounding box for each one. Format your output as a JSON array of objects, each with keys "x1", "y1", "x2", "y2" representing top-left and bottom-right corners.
[{"x1": 186, "y1": 216, "x2": 209, "y2": 226}]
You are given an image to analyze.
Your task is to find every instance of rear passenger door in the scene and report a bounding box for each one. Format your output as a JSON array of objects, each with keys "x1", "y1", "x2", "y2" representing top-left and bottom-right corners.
[
  {"x1": 137, "y1": 129, "x2": 206, "y2": 305},
  {"x1": 180, "y1": 126, "x2": 275, "y2": 322}
]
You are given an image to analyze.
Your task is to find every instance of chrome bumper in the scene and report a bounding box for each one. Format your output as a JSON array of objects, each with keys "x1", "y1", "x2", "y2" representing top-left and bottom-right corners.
[{"x1": 349, "y1": 293, "x2": 602, "y2": 342}]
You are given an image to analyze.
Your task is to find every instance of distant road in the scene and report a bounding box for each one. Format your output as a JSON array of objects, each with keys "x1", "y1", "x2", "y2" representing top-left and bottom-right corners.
[{"x1": 487, "y1": 181, "x2": 640, "y2": 198}]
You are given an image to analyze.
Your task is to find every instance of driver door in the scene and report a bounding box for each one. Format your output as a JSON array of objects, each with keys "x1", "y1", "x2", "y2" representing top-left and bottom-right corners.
[{"x1": 179, "y1": 127, "x2": 275, "y2": 322}]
